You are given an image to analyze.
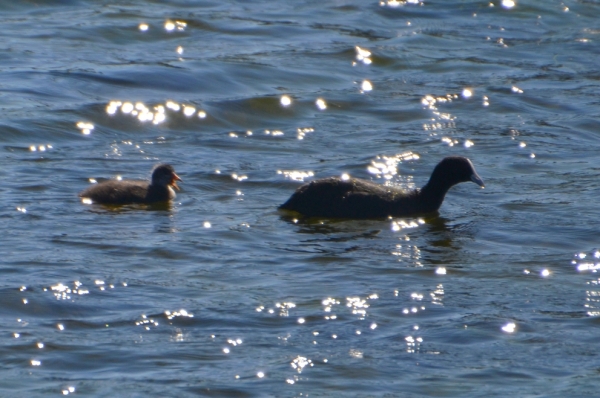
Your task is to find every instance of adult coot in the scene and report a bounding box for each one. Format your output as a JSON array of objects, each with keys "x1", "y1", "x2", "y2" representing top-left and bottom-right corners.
[
  {"x1": 279, "y1": 156, "x2": 483, "y2": 218},
  {"x1": 79, "y1": 164, "x2": 182, "y2": 205}
]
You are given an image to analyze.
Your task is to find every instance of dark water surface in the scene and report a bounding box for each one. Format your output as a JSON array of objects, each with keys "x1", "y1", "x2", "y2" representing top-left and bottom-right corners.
[{"x1": 2, "y1": 1, "x2": 600, "y2": 396}]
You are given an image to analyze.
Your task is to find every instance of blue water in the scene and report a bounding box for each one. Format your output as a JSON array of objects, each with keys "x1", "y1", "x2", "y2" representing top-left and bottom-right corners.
[{"x1": 2, "y1": 1, "x2": 600, "y2": 396}]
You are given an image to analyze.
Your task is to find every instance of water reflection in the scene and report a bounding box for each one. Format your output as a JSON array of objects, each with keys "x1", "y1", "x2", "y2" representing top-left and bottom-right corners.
[
  {"x1": 29, "y1": 144, "x2": 52, "y2": 152},
  {"x1": 135, "y1": 314, "x2": 159, "y2": 330},
  {"x1": 354, "y1": 46, "x2": 372, "y2": 65},
  {"x1": 431, "y1": 284, "x2": 444, "y2": 305},
  {"x1": 315, "y1": 98, "x2": 327, "y2": 110},
  {"x1": 360, "y1": 80, "x2": 373, "y2": 92},
  {"x1": 48, "y1": 281, "x2": 89, "y2": 300},
  {"x1": 573, "y1": 251, "x2": 600, "y2": 316},
  {"x1": 367, "y1": 151, "x2": 419, "y2": 180},
  {"x1": 291, "y1": 355, "x2": 313, "y2": 373},
  {"x1": 297, "y1": 127, "x2": 314, "y2": 140},
  {"x1": 83, "y1": 201, "x2": 176, "y2": 212},
  {"x1": 280, "y1": 95, "x2": 292, "y2": 107},
  {"x1": 76, "y1": 121, "x2": 94, "y2": 135},
  {"x1": 501, "y1": 322, "x2": 517, "y2": 333},
  {"x1": 347, "y1": 296, "x2": 370, "y2": 319},
  {"x1": 277, "y1": 169, "x2": 314, "y2": 182},
  {"x1": 501, "y1": 0, "x2": 516, "y2": 9},
  {"x1": 380, "y1": 0, "x2": 423, "y2": 6},
  {"x1": 405, "y1": 335, "x2": 422, "y2": 353},
  {"x1": 105, "y1": 99, "x2": 208, "y2": 126},
  {"x1": 164, "y1": 20, "x2": 187, "y2": 32}
]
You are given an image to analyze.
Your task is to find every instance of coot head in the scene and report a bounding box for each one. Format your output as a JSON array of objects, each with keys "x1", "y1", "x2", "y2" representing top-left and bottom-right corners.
[
  {"x1": 429, "y1": 156, "x2": 484, "y2": 188},
  {"x1": 151, "y1": 164, "x2": 182, "y2": 190}
]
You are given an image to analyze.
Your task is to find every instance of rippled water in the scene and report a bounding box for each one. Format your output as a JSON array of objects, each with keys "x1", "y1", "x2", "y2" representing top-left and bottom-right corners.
[{"x1": 2, "y1": 1, "x2": 600, "y2": 396}]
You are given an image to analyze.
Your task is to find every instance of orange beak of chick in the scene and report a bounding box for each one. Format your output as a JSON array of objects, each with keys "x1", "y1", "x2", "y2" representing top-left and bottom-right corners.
[{"x1": 171, "y1": 172, "x2": 182, "y2": 190}]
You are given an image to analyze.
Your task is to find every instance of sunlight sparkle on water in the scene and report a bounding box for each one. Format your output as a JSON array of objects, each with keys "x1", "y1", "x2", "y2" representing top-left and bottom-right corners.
[
  {"x1": 347, "y1": 296, "x2": 369, "y2": 318},
  {"x1": 273, "y1": 302, "x2": 296, "y2": 317},
  {"x1": 411, "y1": 292, "x2": 424, "y2": 301},
  {"x1": 280, "y1": 95, "x2": 292, "y2": 107},
  {"x1": 29, "y1": 144, "x2": 51, "y2": 152},
  {"x1": 405, "y1": 336, "x2": 423, "y2": 353},
  {"x1": 322, "y1": 297, "x2": 341, "y2": 313},
  {"x1": 62, "y1": 387, "x2": 76, "y2": 396},
  {"x1": 441, "y1": 137, "x2": 459, "y2": 147},
  {"x1": 76, "y1": 121, "x2": 94, "y2": 135},
  {"x1": 165, "y1": 309, "x2": 194, "y2": 320},
  {"x1": 257, "y1": 372, "x2": 265, "y2": 378},
  {"x1": 121, "y1": 102, "x2": 134, "y2": 113},
  {"x1": 462, "y1": 88, "x2": 473, "y2": 98},
  {"x1": 277, "y1": 170, "x2": 314, "y2": 182},
  {"x1": 297, "y1": 127, "x2": 314, "y2": 140},
  {"x1": 391, "y1": 218, "x2": 424, "y2": 232},
  {"x1": 355, "y1": 46, "x2": 372, "y2": 65},
  {"x1": 436, "y1": 267, "x2": 447, "y2": 275},
  {"x1": 315, "y1": 98, "x2": 327, "y2": 110},
  {"x1": 361, "y1": 80, "x2": 373, "y2": 92},
  {"x1": 502, "y1": 322, "x2": 516, "y2": 333},
  {"x1": 106, "y1": 100, "x2": 121, "y2": 114},
  {"x1": 368, "y1": 151, "x2": 419, "y2": 179},
  {"x1": 291, "y1": 356, "x2": 313, "y2": 373},
  {"x1": 349, "y1": 349, "x2": 363, "y2": 358},
  {"x1": 166, "y1": 101, "x2": 180, "y2": 111},
  {"x1": 50, "y1": 281, "x2": 88, "y2": 300},
  {"x1": 138, "y1": 23, "x2": 149, "y2": 31},
  {"x1": 165, "y1": 20, "x2": 187, "y2": 32},
  {"x1": 575, "y1": 251, "x2": 600, "y2": 272},
  {"x1": 380, "y1": 0, "x2": 422, "y2": 6},
  {"x1": 231, "y1": 173, "x2": 248, "y2": 182},
  {"x1": 502, "y1": 0, "x2": 516, "y2": 9},
  {"x1": 183, "y1": 105, "x2": 196, "y2": 116},
  {"x1": 578, "y1": 262, "x2": 600, "y2": 272},
  {"x1": 265, "y1": 130, "x2": 284, "y2": 136}
]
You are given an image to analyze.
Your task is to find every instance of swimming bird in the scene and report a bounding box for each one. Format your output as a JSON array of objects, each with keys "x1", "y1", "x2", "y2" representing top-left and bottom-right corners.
[
  {"x1": 279, "y1": 156, "x2": 483, "y2": 219},
  {"x1": 79, "y1": 164, "x2": 182, "y2": 205}
]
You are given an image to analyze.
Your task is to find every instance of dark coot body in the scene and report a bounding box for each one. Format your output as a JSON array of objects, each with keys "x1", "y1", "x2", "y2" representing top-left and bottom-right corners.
[
  {"x1": 279, "y1": 157, "x2": 484, "y2": 219},
  {"x1": 79, "y1": 164, "x2": 181, "y2": 205}
]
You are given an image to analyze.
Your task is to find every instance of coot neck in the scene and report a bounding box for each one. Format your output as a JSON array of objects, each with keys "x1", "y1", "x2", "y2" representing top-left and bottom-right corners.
[
  {"x1": 418, "y1": 179, "x2": 454, "y2": 213},
  {"x1": 145, "y1": 184, "x2": 175, "y2": 202}
]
